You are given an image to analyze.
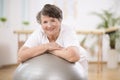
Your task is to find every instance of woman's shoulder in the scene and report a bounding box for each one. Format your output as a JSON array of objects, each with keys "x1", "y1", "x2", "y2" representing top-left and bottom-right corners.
[
  {"x1": 61, "y1": 24, "x2": 73, "y2": 30},
  {"x1": 61, "y1": 24, "x2": 76, "y2": 33},
  {"x1": 31, "y1": 27, "x2": 44, "y2": 37}
]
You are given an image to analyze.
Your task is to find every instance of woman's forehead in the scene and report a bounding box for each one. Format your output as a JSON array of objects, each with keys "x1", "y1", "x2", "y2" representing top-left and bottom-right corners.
[{"x1": 41, "y1": 15, "x2": 57, "y2": 20}]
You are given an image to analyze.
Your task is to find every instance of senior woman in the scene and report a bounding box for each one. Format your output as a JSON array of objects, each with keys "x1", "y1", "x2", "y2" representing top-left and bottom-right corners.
[{"x1": 17, "y1": 4, "x2": 88, "y2": 72}]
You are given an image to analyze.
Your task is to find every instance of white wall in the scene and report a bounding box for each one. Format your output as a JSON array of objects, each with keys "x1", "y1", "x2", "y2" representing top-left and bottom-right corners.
[
  {"x1": 0, "y1": 0, "x2": 120, "y2": 66},
  {"x1": 7, "y1": 0, "x2": 22, "y2": 29},
  {"x1": 0, "y1": 28, "x2": 17, "y2": 66}
]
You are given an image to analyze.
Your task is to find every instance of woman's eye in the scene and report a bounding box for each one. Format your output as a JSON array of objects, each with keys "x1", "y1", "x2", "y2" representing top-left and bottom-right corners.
[{"x1": 43, "y1": 21, "x2": 47, "y2": 23}]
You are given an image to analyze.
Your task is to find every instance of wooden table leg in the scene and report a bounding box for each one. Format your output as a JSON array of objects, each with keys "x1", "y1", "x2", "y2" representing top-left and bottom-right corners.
[{"x1": 97, "y1": 34, "x2": 103, "y2": 73}]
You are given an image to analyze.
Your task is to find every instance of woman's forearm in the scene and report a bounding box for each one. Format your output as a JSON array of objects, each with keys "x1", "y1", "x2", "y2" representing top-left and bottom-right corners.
[
  {"x1": 50, "y1": 46, "x2": 80, "y2": 62},
  {"x1": 17, "y1": 42, "x2": 63, "y2": 63},
  {"x1": 18, "y1": 44, "x2": 47, "y2": 63}
]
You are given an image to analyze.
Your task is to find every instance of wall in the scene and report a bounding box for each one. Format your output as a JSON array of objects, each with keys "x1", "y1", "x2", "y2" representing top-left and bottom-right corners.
[
  {"x1": 0, "y1": 28, "x2": 17, "y2": 67},
  {"x1": 0, "y1": 0, "x2": 120, "y2": 66}
]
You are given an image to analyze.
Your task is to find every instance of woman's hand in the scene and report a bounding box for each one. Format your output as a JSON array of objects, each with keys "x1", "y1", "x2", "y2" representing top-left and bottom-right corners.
[{"x1": 46, "y1": 42, "x2": 63, "y2": 51}]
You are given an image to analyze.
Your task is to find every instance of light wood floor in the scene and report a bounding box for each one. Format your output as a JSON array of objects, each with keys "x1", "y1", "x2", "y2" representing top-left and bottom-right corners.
[
  {"x1": 0, "y1": 63, "x2": 120, "y2": 80},
  {"x1": 89, "y1": 63, "x2": 120, "y2": 80}
]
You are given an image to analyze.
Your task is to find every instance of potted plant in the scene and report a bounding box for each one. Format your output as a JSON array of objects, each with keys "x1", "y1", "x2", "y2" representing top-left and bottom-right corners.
[
  {"x1": 0, "y1": 17, "x2": 7, "y2": 27},
  {"x1": 92, "y1": 10, "x2": 120, "y2": 68},
  {"x1": 22, "y1": 21, "x2": 30, "y2": 30},
  {"x1": 22, "y1": 21, "x2": 30, "y2": 26}
]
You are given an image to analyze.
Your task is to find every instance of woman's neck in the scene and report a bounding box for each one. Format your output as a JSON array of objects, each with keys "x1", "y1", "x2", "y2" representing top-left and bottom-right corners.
[{"x1": 48, "y1": 30, "x2": 60, "y2": 42}]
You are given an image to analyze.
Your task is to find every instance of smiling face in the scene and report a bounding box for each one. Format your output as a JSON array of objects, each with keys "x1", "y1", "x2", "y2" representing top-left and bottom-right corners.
[{"x1": 41, "y1": 15, "x2": 61, "y2": 38}]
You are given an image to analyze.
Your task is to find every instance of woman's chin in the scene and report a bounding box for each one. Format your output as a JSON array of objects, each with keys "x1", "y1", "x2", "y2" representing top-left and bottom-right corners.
[{"x1": 47, "y1": 32, "x2": 55, "y2": 36}]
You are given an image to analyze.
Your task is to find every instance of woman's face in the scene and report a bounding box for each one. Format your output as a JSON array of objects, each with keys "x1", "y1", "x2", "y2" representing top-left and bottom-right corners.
[{"x1": 41, "y1": 15, "x2": 61, "y2": 37}]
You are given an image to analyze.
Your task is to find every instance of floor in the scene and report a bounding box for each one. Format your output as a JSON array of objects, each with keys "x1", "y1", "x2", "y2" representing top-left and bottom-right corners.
[
  {"x1": 89, "y1": 64, "x2": 120, "y2": 80},
  {"x1": 0, "y1": 65, "x2": 16, "y2": 80},
  {"x1": 0, "y1": 63, "x2": 120, "y2": 80}
]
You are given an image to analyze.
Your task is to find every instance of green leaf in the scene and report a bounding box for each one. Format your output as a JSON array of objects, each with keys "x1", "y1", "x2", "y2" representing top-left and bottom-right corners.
[
  {"x1": 22, "y1": 21, "x2": 30, "y2": 26},
  {"x1": 0, "y1": 17, "x2": 7, "y2": 22}
]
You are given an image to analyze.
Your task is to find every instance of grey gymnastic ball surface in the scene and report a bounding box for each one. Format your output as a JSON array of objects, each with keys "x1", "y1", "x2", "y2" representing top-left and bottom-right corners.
[{"x1": 13, "y1": 53, "x2": 87, "y2": 80}]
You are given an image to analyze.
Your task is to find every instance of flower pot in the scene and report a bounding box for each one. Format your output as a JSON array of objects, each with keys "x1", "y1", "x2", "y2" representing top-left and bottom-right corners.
[{"x1": 107, "y1": 49, "x2": 118, "y2": 69}]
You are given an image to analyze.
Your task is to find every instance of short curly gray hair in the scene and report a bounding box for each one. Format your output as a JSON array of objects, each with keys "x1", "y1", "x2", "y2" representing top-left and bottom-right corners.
[{"x1": 36, "y1": 4, "x2": 63, "y2": 24}]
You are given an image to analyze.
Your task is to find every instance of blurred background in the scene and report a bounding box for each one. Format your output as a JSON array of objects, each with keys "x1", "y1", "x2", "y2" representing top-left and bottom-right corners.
[{"x1": 0, "y1": 0, "x2": 120, "y2": 80}]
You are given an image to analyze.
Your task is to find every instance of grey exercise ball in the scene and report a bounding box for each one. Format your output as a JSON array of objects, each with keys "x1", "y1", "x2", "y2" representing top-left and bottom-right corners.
[{"x1": 13, "y1": 53, "x2": 87, "y2": 80}]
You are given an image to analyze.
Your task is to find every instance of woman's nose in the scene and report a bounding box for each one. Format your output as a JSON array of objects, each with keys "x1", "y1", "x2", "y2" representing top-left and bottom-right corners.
[{"x1": 47, "y1": 22, "x2": 52, "y2": 28}]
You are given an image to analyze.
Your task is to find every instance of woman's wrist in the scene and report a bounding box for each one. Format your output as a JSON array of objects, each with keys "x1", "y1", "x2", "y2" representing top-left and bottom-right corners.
[{"x1": 43, "y1": 43, "x2": 49, "y2": 52}]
